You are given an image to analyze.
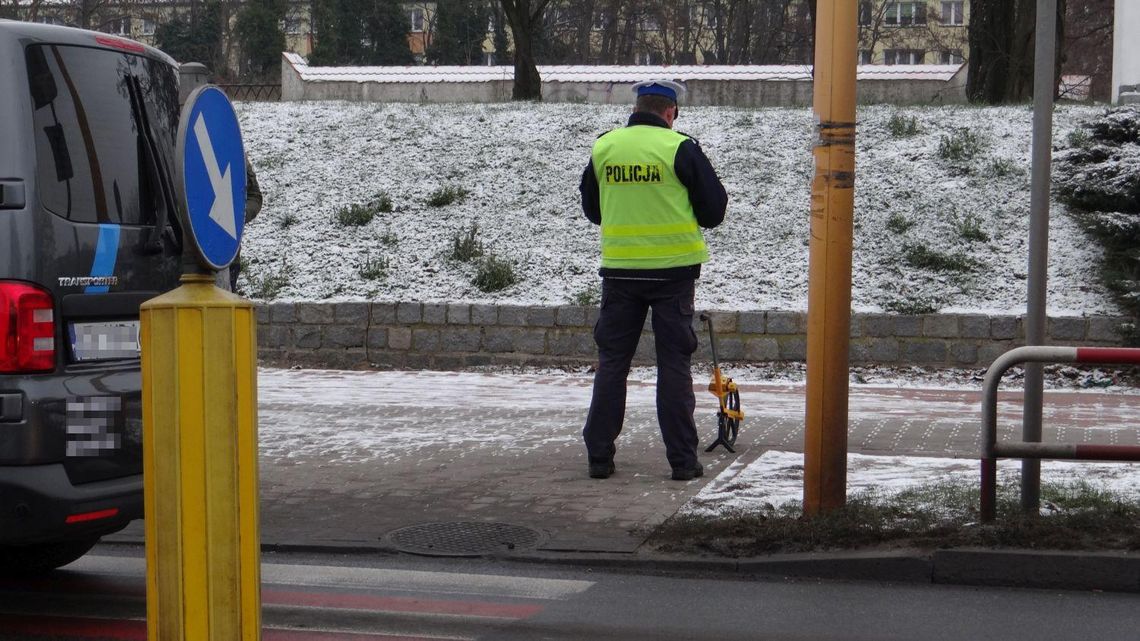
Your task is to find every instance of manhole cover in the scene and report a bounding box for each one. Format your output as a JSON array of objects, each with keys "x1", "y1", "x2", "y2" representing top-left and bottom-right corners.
[{"x1": 385, "y1": 522, "x2": 544, "y2": 557}]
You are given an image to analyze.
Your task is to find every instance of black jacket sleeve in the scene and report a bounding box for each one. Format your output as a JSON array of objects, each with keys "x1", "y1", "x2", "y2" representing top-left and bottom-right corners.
[
  {"x1": 674, "y1": 139, "x2": 727, "y2": 229},
  {"x1": 580, "y1": 160, "x2": 601, "y2": 225}
]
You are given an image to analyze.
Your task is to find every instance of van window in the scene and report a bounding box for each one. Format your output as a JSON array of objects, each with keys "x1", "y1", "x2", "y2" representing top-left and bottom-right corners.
[{"x1": 25, "y1": 44, "x2": 179, "y2": 226}]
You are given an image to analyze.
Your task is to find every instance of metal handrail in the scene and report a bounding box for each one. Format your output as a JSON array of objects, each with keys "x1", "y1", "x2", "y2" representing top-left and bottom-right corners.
[{"x1": 980, "y1": 345, "x2": 1140, "y2": 522}]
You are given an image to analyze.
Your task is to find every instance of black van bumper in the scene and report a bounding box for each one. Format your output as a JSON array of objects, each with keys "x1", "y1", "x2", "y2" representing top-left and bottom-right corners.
[{"x1": 0, "y1": 464, "x2": 141, "y2": 545}]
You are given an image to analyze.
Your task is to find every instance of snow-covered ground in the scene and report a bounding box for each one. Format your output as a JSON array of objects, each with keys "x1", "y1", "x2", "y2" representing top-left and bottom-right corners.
[
  {"x1": 681, "y1": 450, "x2": 1140, "y2": 517},
  {"x1": 236, "y1": 101, "x2": 1118, "y2": 316},
  {"x1": 258, "y1": 367, "x2": 1140, "y2": 517}
]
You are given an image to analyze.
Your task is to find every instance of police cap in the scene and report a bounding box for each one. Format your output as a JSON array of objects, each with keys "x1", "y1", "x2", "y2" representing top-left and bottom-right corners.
[{"x1": 631, "y1": 79, "x2": 687, "y2": 103}]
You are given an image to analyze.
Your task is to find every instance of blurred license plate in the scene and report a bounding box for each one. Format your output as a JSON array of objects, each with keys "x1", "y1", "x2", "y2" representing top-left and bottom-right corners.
[{"x1": 69, "y1": 321, "x2": 140, "y2": 361}]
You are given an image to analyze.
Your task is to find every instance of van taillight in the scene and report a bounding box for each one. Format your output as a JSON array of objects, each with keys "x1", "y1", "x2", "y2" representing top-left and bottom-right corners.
[{"x1": 0, "y1": 282, "x2": 55, "y2": 373}]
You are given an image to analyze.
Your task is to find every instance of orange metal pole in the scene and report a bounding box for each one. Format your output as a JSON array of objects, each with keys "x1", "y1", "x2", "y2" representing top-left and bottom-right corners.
[{"x1": 803, "y1": 0, "x2": 857, "y2": 516}]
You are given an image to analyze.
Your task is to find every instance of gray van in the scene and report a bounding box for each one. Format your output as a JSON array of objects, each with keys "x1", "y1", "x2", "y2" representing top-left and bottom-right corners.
[{"x1": 0, "y1": 19, "x2": 183, "y2": 572}]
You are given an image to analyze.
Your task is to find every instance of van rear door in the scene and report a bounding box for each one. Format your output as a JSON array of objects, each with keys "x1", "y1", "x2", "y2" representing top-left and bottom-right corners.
[{"x1": 22, "y1": 42, "x2": 182, "y2": 483}]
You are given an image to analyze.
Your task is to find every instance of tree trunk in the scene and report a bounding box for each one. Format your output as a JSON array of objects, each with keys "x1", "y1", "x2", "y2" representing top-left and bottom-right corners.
[
  {"x1": 500, "y1": 0, "x2": 548, "y2": 101},
  {"x1": 968, "y1": 0, "x2": 1066, "y2": 103},
  {"x1": 512, "y1": 35, "x2": 541, "y2": 99}
]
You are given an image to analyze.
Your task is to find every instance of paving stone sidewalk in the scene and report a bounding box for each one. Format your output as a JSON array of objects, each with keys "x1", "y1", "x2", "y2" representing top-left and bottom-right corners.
[{"x1": 107, "y1": 369, "x2": 1140, "y2": 554}]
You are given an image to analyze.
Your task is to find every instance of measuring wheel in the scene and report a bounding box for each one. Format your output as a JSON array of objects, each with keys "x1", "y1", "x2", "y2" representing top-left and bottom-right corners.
[
  {"x1": 705, "y1": 383, "x2": 742, "y2": 454},
  {"x1": 717, "y1": 389, "x2": 741, "y2": 449}
]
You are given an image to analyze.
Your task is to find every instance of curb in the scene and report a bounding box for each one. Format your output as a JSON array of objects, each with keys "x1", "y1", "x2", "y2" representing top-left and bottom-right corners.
[{"x1": 100, "y1": 535, "x2": 1140, "y2": 594}]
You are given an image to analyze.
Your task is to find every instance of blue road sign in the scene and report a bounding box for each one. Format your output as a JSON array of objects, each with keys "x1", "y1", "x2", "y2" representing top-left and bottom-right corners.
[{"x1": 176, "y1": 85, "x2": 246, "y2": 271}]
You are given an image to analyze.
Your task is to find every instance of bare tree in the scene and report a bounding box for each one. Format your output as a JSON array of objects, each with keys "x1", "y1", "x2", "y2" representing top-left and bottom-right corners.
[
  {"x1": 500, "y1": 0, "x2": 555, "y2": 100},
  {"x1": 967, "y1": 0, "x2": 1066, "y2": 103},
  {"x1": 1061, "y1": 0, "x2": 1112, "y2": 100}
]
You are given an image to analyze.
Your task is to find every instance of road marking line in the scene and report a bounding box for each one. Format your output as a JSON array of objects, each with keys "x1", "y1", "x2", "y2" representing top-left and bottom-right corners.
[{"x1": 66, "y1": 556, "x2": 594, "y2": 600}]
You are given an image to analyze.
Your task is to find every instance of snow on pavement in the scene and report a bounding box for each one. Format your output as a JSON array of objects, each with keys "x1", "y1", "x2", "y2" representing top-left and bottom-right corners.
[{"x1": 257, "y1": 367, "x2": 1140, "y2": 515}]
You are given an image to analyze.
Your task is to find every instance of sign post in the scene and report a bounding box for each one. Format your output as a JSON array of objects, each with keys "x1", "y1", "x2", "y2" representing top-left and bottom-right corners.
[
  {"x1": 141, "y1": 85, "x2": 261, "y2": 641},
  {"x1": 804, "y1": 0, "x2": 857, "y2": 516}
]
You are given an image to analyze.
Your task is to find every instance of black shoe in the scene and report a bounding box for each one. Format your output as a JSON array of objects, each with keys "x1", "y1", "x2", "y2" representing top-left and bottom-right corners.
[
  {"x1": 671, "y1": 462, "x2": 704, "y2": 481},
  {"x1": 589, "y1": 461, "x2": 615, "y2": 479}
]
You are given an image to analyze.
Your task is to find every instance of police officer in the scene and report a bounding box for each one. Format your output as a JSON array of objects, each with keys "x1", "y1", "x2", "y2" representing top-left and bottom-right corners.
[{"x1": 579, "y1": 79, "x2": 728, "y2": 481}]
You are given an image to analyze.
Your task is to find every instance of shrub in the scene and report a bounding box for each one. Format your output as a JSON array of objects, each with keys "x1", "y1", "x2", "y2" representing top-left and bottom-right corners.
[
  {"x1": 279, "y1": 212, "x2": 299, "y2": 228},
  {"x1": 572, "y1": 284, "x2": 600, "y2": 306},
  {"x1": 937, "y1": 128, "x2": 985, "y2": 162},
  {"x1": 955, "y1": 215, "x2": 990, "y2": 243},
  {"x1": 449, "y1": 224, "x2": 484, "y2": 262},
  {"x1": 886, "y1": 213, "x2": 915, "y2": 234},
  {"x1": 986, "y1": 158, "x2": 1021, "y2": 177},
  {"x1": 334, "y1": 203, "x2": 377, "y2": 226},
  {"x1": 473, "y1": 254, "x2": 518, "y2": 292},
  {"x1": 883, "y1": 296, "x2": 941, "y2": 315},
  {"x1": 377, "y1": 231, "x2": 399, "y2": 247},
  {"x1": 1067, "y1": 128, "x2": 1092, "y2": 149},
  {"x1": 249, "y1": 272, "x2": 289, "y2": 300},
  {"x1": 1055, "y1": 107, "x2": 1140, "y2": 322},
  {"x1": 374, "y1": 191, "x2": 394, "y2": 213},
  {"x1": 886, "y1": 113, "x2": 920, "y2": 137},
  {"x1": 428, "y1": 185, "x2": 471, "y2": 207},
  {"x1": 903, "y1": 243, "x2": 975, "y2": 272},
  {"x1": 358, "y1": 253, "x2": 389, "y2": 280}
]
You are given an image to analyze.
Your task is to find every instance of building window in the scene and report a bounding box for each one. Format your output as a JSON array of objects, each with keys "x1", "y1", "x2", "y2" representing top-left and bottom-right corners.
[
  {"x1": 592, "y1": 11, "x2": 607, "y2": 30},
  {"x1": 884, "y1": 2, "x2": 927, "y2": 26},
  {"x1": 941, "y1": 1, "x2": 964, "y2": 25},
  {"x1": 858, "y1": 2, "x2": 872, "y2": 26},
  {"x1": 105, "y1": 17, "x2": 131, "y2": 36},
  {"x1": 940, "y1": 50, "x2": 963, "y2": 64},
  {"x1": 141, "y1": 18, "x2": 156, "y2": 35},
  {"x1": 884, "y1": 49, "x2": 924, "y2": 65},
  {"x1": 859, "y1": 49, "x2": 873, "y2": 65},
  {"x1": 409, "y1": 8, "x2": 424, "y2": 33}
]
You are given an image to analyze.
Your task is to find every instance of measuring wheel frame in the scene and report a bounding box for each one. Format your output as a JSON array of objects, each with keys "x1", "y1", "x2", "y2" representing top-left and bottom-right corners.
[{"x1": 700, "y1": 312, "x2": 744, "y2": 454}]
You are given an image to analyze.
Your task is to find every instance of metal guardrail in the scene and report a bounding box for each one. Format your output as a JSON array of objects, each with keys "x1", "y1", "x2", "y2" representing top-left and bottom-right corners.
[
  {"x1": 980, "y1": 345, "x2": 1140, "y2": 522},
  {"x1": 217, "y1": 83, "x2": 281, "y2": 101}
]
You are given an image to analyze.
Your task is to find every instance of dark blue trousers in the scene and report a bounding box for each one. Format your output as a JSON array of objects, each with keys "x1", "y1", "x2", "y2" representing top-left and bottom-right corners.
[{"x1": 583, "y1": 278, "x2": 700, "y2": 470}]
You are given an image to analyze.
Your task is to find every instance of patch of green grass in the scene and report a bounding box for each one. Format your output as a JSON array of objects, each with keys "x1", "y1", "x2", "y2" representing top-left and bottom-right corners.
[
  {"x1": 883, "y1": 295, "x2": 942, "y2": 315},
  {"x1": 377, "y1": 230, "x2": 399, "y2": 247},
  {"x1": 473, "y1": 254, "x2": 518, "y2": 292},
  {"x1": 648, "y1": 479, "x2": 1140, "y2": 557},
  {"x1": 886, "y1": 212, "x2": 915, "y2": 234},
  {"x1": 903, "y1": 242, "x2": 975, "y2": 272},
  {"x1": 955, "y1": 214, "x2": 990, "y2": 242},
  {"x1": 334, "y1": 203, "x2": 378, "y2": 226},
  {"x1": 279, "y1": 212, "x2": 299, "y2": 229},
  {"x1": 938, "y1": 128, "x2": 986, "y2": 162},
  {"x1": 428, "y1": 185, "x2": 471, "y2": 207},
  {"x1": 358, "y1": 253, "x2": 389, "y2": 280},
  {"x1": 249, "y1": 271, "x2": 290, "y2": 300},
  {"x1": 986, "y1": 157, "x2": 1022, "y2": 177},
  {"x1": 373, "y1": 191, "x2": 394, "y2": 213},
  {"x1": 1067, "y1": 127, "x2": 1092, "y2": 149},
  {"x1": 449, "y1": 224, "x2": 485, "y2": 262},
  {"x1": 572, "y1": 283, "x2": 600, "y2": 306},
  {"x1": 886, "y1": 113, "x2": 921, "y2": 137}
]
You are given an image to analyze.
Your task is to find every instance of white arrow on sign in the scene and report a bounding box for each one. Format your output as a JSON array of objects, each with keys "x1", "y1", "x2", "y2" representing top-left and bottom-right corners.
[{"x1": 192, "y1": 113, "x2": 238, "y2": 240}]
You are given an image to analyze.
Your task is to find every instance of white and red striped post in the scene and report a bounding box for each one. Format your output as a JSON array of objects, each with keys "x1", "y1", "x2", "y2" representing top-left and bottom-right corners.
[{"x1": 980, "y1": 346, "x2": 1140, "y2": 522}]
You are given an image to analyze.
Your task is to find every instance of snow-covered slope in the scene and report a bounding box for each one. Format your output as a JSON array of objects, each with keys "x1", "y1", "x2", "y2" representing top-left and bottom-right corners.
[{"x1": 236, "y1": 101, "x2": 1117, "y2": 316}]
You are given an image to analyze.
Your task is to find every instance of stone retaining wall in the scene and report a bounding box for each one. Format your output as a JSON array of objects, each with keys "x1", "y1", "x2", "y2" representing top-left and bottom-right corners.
[{"x1": 255, "y1": 302, "x2": 1131, "y2": 371}]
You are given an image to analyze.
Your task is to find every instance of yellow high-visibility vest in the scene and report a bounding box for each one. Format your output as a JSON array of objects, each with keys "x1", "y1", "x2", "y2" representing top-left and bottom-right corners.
[{"x1": 592, "y1": 125, "x2": 709, "y2": 270}]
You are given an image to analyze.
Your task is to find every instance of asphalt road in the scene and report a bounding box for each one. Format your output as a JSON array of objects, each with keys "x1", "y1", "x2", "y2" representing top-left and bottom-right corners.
[{"x1": 0, "y1": 546, "x2": 1137, "y2": 641}]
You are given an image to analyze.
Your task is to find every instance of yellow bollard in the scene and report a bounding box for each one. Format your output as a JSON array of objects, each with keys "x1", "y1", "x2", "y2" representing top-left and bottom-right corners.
[{"x1": 141, "y1": 273, "x2": 261, "y2": 641}]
